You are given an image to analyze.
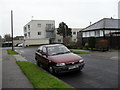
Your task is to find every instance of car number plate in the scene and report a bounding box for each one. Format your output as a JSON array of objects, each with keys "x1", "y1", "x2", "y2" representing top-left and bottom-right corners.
[{"x1": 69, "y1": 65, "x2": 78, "y2": 70}]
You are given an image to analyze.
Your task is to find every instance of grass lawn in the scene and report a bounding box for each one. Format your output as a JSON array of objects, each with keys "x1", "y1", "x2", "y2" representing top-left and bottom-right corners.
[
  {"x1": 72, "y1": 50, "x2": 89, "y2": 54},
  {"x1": 16, "y1": 61, "x2": 74, "y2": 89},
  {"x1": 7, "y1": 49, "x2": 19, "y2": 55}
]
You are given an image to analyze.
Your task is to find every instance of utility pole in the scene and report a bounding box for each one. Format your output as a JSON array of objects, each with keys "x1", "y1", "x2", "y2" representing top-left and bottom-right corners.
[{"x1": 11, "y1": 10, "x2": 14, "y2": 51}]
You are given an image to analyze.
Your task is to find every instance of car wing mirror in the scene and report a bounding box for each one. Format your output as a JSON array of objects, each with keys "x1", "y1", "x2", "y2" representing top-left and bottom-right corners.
[
  {"x1": 69, "y1": 50, "x2": 72, "y2": 52},
  {"x1": 37, "y1": 49, "x2": 42, "y2": 53},
  {"x1": 41, "y1": 51, "x2": 45, "y2": 55},
  {"x1": 41, "y1": 52, "x2": 48, "y2": 57}
]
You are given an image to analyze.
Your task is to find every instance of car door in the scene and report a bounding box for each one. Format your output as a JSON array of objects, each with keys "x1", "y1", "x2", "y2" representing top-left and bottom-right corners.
[
  {"x1": 41, "y1": 47, "x2": 49, "y2": 68},
  {"x1": 35, "y1": 46, "x2": 43, "y2": 63}
]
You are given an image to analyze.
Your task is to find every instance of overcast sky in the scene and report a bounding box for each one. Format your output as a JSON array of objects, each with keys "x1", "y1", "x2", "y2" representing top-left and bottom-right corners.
[{"x1": 0, "y1": 0, "x2": 120, "y2": 37}]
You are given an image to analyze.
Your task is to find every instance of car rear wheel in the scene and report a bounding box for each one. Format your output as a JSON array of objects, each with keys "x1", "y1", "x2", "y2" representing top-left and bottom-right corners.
[{"x1": 36, "y1": 60, "x2": 41, "y2": 67}]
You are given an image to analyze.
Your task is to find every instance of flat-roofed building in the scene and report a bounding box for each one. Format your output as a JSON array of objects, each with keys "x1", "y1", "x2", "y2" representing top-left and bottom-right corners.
[
  {"x1": 71, "y1": 28, "x2": 82, "y2": 42},
  {"x1": 23, "y1": 20, "x2": 55, "y2": 46}
]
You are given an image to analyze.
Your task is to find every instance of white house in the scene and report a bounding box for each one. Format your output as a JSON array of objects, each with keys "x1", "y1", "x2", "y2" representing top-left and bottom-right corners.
[
  {"x1": 54, "y1": 28, "x2": 82, "y2": 43},
  {"x1": 23, "y1": 20, "x2": 55, "y2": 46},
  {"x1": 54, "y1": 28, "x2": 63, "y2": 43},
  {"x1": 78, "y1": 18, "x2": 120, "y2": 48},
  {"x1": 82, "y1": 18, "x2": 120, "y2": 38},
  {"x1": 71, "y1": 28, "x2": 82, "y2": 42}
]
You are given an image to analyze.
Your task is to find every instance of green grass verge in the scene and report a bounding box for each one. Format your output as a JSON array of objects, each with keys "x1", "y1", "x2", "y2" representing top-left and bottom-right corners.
[
  {"x1": 7, "y1": 49, "x2": 19, "y2": 55},
  {"x1": 16, "y1": 61, "x2": 74, "y2": 89},
  {"x1": 72, "y1": 50, "x2": 89, "y2": 54}
]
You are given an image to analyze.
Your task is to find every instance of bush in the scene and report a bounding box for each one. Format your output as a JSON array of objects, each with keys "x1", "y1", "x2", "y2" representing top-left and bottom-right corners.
[
  {"x1": 63, "y1": 37, "x2": 71, "y2": 45},
  {"x1": 75, "y1": 40, "x2": 83, "y2": 48},
  {"x1": 65, "y1": 40, "x2": 83, "y2": 49},
  {"x1": 84, "y1": 43, "x2": 89, "y2": 50},
  {"x1": 66, "y1": 44, "x2": 76, "y2": 49},
  {"x1": 95, "y1": 40, "x2": 109, "y2": 51}
]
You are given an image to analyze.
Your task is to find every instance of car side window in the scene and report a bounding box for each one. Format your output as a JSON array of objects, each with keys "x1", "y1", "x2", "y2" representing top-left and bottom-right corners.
[{"x1": 42, "y1": 47, "x2": 47, "y2": 53}]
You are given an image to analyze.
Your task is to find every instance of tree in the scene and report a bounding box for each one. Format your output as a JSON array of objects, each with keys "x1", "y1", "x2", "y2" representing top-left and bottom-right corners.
[
  {"x1": 57, "y1": 22, "x2": 72, "y2": 38},
  {"x1": 4, "y1": 34, "x2": 12, "y2": 41}
]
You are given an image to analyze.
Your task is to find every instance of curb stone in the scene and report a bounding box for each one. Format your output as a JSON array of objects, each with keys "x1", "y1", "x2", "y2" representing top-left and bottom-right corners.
[{"x1": 13, "y1": 55, "x2": 27, "y2": 61}]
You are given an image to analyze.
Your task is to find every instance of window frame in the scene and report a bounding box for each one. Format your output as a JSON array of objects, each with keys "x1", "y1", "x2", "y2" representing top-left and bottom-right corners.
[
  {"x1": 38, "y1": 32, "x2": 41, "y2": 35},
  {"x1": 37, "y1": 24, "x2": 41, "y2": 27}
]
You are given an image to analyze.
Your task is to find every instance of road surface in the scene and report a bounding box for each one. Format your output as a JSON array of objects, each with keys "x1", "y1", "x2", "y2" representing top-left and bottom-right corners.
[{"x1": 15, "y1": 46, "x2": 118, "y2": 88}]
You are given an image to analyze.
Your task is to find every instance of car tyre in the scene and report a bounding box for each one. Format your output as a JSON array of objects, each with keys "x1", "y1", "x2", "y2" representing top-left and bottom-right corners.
[
  {"x1": 36, "y1": 60, "x2": 41, "y2": 67},
  {"x1": 49, "y1": 66, "x2": 55, "y2": 74}
]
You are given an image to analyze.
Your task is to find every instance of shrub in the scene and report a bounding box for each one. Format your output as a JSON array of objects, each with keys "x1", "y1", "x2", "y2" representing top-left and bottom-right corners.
[
  {"x1": 84, "y1": 43, "x2": 89, "y2": 50},
  {"x1": 95, "y1": 40, "x2": 109, "y2": 51},
  {"x1": 63, "y1": 37, "x2": 71, "y2": 45},
  {"x1": 65, "y1": 42, "x2": 75, "y2": 49},
  {"x1": 75, "y1": 40, "x2": 83, "y2": 48}
]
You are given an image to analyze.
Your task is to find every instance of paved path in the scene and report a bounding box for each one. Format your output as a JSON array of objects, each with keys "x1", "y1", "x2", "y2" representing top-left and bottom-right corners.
[{"x1": 2, "y1": 49, "x2": 34, "y2": 89}]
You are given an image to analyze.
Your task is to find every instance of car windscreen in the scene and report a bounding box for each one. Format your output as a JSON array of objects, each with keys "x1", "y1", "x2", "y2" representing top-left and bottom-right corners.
[{"x1": 47, "y1": 45, "x2": 70, "y2": 56}]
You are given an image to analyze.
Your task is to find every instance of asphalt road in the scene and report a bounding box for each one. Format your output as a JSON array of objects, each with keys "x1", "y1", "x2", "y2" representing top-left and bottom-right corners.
[{"x1": 15, "y1": 46, "x2": 118, "y2": 88}]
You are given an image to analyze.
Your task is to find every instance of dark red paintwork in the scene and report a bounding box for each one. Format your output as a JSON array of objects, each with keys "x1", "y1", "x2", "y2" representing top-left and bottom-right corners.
[{"x1": 48, "y1": 53, "x2": 82, "y2": 63}]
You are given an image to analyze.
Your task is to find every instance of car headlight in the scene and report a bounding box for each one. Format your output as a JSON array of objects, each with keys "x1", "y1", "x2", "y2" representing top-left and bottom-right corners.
[
  {"x1": 56, "y1": 63, "x2": 65, "y2": 66},
  {"x1": 79, "y1": 59, "x2": 84, "y2": 63}
]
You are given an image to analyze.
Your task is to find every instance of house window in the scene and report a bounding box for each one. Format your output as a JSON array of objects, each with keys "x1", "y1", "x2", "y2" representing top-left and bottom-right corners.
[
  {"x1": 89, "y1": 31, "x2": 94, "y2": 36},
  {"x1": 58, "y1": 39, "x2": 61, "y2": 43},
  {"x1": 73, "y1": 32, "x2": 76, "y2": 35},
  {"x1": 105, "y1": 30, "x2": 110, "y2": 35},
  {"x1": 24, "y1": 33, "x2": 27, "y2": 37},
  {"x1": 85, "y1": 32, "x2": 87, "y2": 37},
  {"x1": 95, "y1": 30, "x2": 100, "y2": 37},
  {"x1": 74, "y1": 39, "x2": 76, "y2": 42},
  {"x1": 46, "y1": 24, "x2": 53, "y2": 29},
  {"x1": 83, "y1": 32, "x2": 85, "y2": 37},
  {"x1": 24, "y1": 27, "x2": 27, "y2": 32},
  {"x1": 28, "y1": 25, "x2": 30, "y2": 30},
  {"x1": 38, "y1": 32, "x2": 41, "y2": 35},
  {"x1": 28, "y1": 32, "x2": 30, "y2": 37},
  {"x1": 37, "y1": 24, "x2": 41, "y2": 27},
  {"x1": 100, "y1": 30, "x2": 103, "y2": 36},
  {"x1": 28, "y1": 25, "x2": 30, "y2": 28}
]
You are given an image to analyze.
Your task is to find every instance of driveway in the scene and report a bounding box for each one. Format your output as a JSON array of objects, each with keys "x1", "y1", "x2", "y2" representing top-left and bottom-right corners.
[{"x1": 15, "y1": 46, "x2": 118, "y2": 88}]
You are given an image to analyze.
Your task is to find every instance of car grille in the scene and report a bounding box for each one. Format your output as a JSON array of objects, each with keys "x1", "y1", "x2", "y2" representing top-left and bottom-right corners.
[{"x1": 66, "y1": 61, "x2": 79, "y2": 65}]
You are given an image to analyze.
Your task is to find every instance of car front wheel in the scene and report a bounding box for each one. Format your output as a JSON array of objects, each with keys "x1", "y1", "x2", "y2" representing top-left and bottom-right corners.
[{"x1": 49, "y1": 66, "x2": 55, "y2": 74}]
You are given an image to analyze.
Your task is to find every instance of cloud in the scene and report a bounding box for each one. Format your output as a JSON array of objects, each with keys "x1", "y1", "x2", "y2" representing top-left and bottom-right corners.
[{"x1": 0, "y1": 0, "x2": 119, "y2": 37}]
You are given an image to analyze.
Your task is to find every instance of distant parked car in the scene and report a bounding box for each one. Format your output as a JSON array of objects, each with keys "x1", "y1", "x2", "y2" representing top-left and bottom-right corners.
[
  {"x1": 35, "y1": 44, "x2": 85, "y2": 74},
  {"x1": 15, "y1": 43, "x2": 21, "y2": 47},
  {"x1": 18, "y1": 43, "x2": 24, "y2": 47}
]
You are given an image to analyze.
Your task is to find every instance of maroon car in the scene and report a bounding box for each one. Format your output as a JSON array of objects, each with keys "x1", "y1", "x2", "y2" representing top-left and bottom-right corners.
[{"x1": 35, "y1": 44, "x2": 84, "y2": 74}]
